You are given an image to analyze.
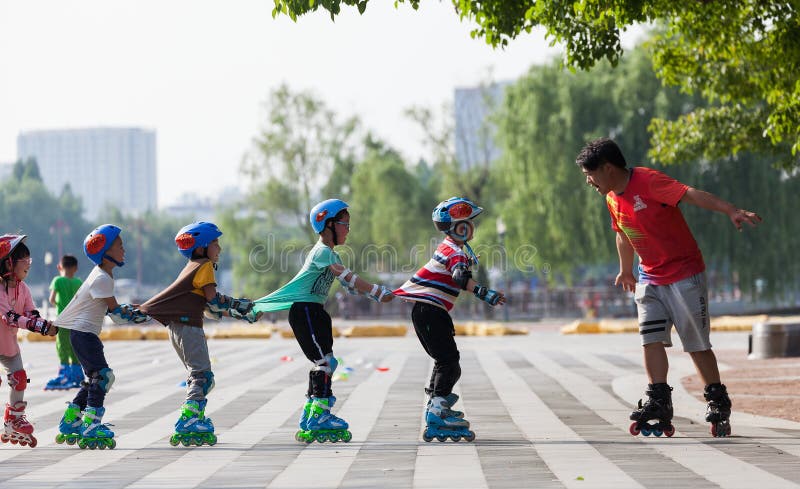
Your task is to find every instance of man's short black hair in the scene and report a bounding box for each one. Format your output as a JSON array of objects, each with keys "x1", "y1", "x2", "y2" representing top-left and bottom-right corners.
[
  {"x1": 60, "y1": 254, "x2": 78, "y2": 269},
  {"x1": 576, "y1": 138, "x2": 627, "y2": 171}
]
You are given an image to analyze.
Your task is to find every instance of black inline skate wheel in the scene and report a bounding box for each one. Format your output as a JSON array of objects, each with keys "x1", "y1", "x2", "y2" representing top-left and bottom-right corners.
[{"x1": 463, "y1": 431, "x2": 476, "y2": 442}]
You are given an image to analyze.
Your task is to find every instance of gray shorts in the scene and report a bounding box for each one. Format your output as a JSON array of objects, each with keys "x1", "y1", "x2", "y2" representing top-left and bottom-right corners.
[{"x1": 634, "y1": 272, "x2": 712, "y2": 352}]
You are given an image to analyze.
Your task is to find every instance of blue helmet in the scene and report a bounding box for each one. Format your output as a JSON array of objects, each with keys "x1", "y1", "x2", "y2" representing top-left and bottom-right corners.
[
  {"x1": 84, "y1": 224, "x2": 123, "y2": 266},
  {"x1": 309, "y1": 199, "x2": 349, "y2": 234},
  {"x1": 432, "y1": 197, "x2": 483, "y2": 232},
  {"x1": 175, "y1": 222, "x2": 223, "y2": 259}
]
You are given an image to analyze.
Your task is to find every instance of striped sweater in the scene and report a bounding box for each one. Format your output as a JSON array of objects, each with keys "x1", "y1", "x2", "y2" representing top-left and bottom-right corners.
[{"x1": 393, "y1": 238, "x2": 469, "y2": 311}]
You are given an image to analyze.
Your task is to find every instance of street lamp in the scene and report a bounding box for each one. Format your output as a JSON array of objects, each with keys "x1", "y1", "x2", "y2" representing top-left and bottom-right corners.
[{"x1": 496, "y1": 217, "x2": 510, "y2": 322}]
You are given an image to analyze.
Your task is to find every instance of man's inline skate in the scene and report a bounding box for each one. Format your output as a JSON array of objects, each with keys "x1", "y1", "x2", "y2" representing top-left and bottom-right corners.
[
  {"x1": 78, "y1": 406, "x2": 116, "y2": 449},
  {"x1": 422, "y1": 395, "x2": 475, "y2": 442},
  {"x1": 1, "y1": 401, "x2": 37, "y2": 447},
  {"x1": 55, "y1": 402, "x2": 83, "y2": 446},
  {"x1": 629, "y1": 383, "x2": 675, "y2": 437},
  {"x1": 704, "y1": 383, "x2": 732, "y2": 437},
  {"x1": 296, "y1": 396, "x2": 352, "y2": 443},
  {"x1": 170, "y1": 399, "x2": 217, "y2": 447}
]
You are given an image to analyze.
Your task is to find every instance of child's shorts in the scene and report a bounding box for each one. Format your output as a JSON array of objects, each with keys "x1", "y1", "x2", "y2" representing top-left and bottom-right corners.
[{"x1": 634, "y1": 272, "x2": 711, "y2": 352}]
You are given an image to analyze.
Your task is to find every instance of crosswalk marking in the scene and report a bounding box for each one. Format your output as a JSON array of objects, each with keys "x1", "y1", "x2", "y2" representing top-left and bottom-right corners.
[{"x1": 0, "y1": 335, "x2": 797, "y2": 489}]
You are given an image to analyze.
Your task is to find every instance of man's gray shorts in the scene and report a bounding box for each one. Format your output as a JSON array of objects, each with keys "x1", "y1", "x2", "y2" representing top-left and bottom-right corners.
[{"x1": 634, "y1": 272, "x2": 711, "y2": 352}]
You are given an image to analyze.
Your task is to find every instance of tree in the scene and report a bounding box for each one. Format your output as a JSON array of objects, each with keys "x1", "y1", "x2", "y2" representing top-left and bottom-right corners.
[
  {"x1": 273, "y1": 1, "x2": 800, "y2": 167},
  {"x1": 241, "y1": 83, "x2": 360, "y2": 241}
]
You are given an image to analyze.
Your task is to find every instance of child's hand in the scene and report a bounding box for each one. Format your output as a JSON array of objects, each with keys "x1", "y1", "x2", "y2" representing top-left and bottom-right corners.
[
  {"x1": 46, "y1": 323, "x2": 58, "y2": 336},
  {"x1": 380, "y1": 292, "x2": 395, "y2": 303}
]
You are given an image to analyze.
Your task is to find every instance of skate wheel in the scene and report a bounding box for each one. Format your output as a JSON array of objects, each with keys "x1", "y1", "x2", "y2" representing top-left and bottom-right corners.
[
  {"x1": 329, "y1": 433, "x2": 339, "y2": 443},
  {"x1": 641, "y1": 426, "x2": 652, "y2": 437},
  {"x1": 341, "y1": 431, "x2": 352, "y2": 443},
  {"x1": 10, "y1": 438, "x2": 18, "y2": 445},
  {"x1": 464, "y1": 431, "x2": 476, "y2": 442},
  {"x1": 422, "y1": 430, "x2": 433, "y2": 443},
  {"x1": 181, "y1": 438, "x2": 191, "y2": 447},
  {"x1": 78, "y1": 439, "x2": 88, "y2": 449},
  {"x1": 67, "y1": 437, "x2": 77, "y2": 446},
  {"x1": 28, "y1": 437, "x2": 37, "y2": 448},
  {"x1": 629, "y1": 422, "x2": 640, "y2": 436},
  {"x1": 316, "y1": 432, "x2": 328, "y2": 443},
  {"x1": 294, "y1": 430, "x2": 303, "y2": 442},
  {"x1": 436, "y1": 434, "x2": 447, "y2": 442},
  {"x1": 450, "y1": 435, "x2": 461, "y2": 442},
  {"x1": 653, "y1": 428, "x2": 663, "y2": 437},
  {"x1": 169, "y1": 435, "x2": 180, "y2": 447},
  {"x1": 664, "y1": 425, "x2": 675, "y2": 437},
  {"x1": 0, "y1": 434, "x2": 8, "y2": 443},
  {"x1": 55, "y1": 434, "x2": 65, "y2": 444},
  {"x1": 98, "y1": 442, "x2": 106, "y2": 450},
  {"x1": 20, "y1": 441, "x2": 27, "y2": 447},
  {"x1": 108, "y1": 439, "x2": 116, "y2": 449},
  {"x1": 207, "y1": 434, "x2": 217, "y2": 446}
]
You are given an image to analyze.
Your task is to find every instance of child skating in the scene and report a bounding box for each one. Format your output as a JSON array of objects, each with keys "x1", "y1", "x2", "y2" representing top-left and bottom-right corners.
[
  {"x1": 54, "y1": 224, "x2": 150, "y2": 449},
  {"x1": 394, "y1": 197, "x2": 506, "y2": 443},
  {"x1": 252, "y1": 199, "x2": 394, "y2": 444},
  {"x1": 46, "y1": 254, "x2": 83, "y2": 390},
  {"x1": 140, "y1": 221, "x2": 258, "y2": 447},
  {"x1": 0, "y1": 234, "x2": 58, "y2": 448}
]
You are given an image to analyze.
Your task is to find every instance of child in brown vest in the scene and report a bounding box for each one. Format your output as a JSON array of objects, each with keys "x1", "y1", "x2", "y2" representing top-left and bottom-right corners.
[{"x1": 140, "y1": 221, "x2": 258, "y2": 446}]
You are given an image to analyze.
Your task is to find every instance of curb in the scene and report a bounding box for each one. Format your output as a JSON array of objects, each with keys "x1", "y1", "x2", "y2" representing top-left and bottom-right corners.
[{"x1": 560, "y1": 314, "x2": 773, "y2": 335}]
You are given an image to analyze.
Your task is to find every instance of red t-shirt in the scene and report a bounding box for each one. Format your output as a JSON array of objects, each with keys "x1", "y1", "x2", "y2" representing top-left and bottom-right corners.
[{"x1": 606, "y1": 167, "x2": 705, "y2": 285}]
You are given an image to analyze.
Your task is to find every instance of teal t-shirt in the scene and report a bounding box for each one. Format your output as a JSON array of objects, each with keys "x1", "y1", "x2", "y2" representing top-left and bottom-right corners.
[
  {"x1": 253, "y1": 241, "x2": 342, "y2": 313},
  {"x1": 49, "y1": 275, "x2": 84, "y2": 314}
]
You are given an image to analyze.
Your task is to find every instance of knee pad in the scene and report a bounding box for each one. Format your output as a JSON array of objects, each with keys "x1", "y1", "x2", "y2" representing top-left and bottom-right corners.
[
  {"x1": 7, "y1": 369, "x2": 28, "y2": 392},
  {"x1": 325, "y1": 353, "x2": 338, "y2": 375},
  {"x1": 312, "y1": 356, "x2": 333, "y2": 375},
  {"x1": 201, "y1": 371, "x2": 215, "y2": 395},
  {"x1": 89, "y1": 367, "x2": 115, "y2": 393}
]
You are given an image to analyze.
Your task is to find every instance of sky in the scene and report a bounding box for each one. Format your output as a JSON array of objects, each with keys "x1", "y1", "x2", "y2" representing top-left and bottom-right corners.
[{"x1": 2, "y1": 1, "x2": 578, "y2": 208}]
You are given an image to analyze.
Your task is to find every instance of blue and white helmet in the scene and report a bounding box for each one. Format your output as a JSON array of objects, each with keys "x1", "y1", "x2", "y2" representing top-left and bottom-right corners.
[
  {"x1": 175, "y1": 222, "x2": 223, "y2": 259},
  {"x1": 432, "y1": 197, "x2": 483, "y2": 232},
  {"x1": 309, "y1": 199, "x2": 349, "y2": 234},
  {"x1": 84, "y1": 224, "x2": 123, "y2": 266}
]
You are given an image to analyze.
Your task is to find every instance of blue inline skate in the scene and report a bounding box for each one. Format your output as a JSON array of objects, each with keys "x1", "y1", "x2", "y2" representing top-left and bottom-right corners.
[
  {"x1": 423, "y1": 396, "x2": 475, "y2": 442},
  {"x1": 55, "y1": 402, "x2": 83, "y2": 446},
  {"x1": 68, "y1": 364, "x2": 85, "y2": 389},
  {"x1": 44, "y1": 364, "x2": 72, "y2": 391},
  {"x1": 294, "y1": 397, "x2": 312, "y2": 442},
  {"x1": 629, "y1": 383, "x2": 675, "y2": 437},
  {"x1": 170, "y1": 399, "x2": 217, "y2": 447},
  {"x1": 297, "y1": 396, "x2": 352, "y2": 443},
  {"x1": 704, "y1": 383, "x2": 732, "y2": 437},
  {"x1": 78, "y1": 406, "x2": 116, "y2": 449}
]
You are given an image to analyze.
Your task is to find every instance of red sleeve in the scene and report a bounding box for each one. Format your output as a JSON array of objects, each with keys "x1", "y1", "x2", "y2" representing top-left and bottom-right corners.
[
  {"x1": 648, "y1": 170, "x2": 688, "y2": 207},
  {"x1": 605, "y1": 196, "x2": 621, "y2": 232},
  {"x1": 447, "y1": 253, "x2": 469, "y2": 273}
]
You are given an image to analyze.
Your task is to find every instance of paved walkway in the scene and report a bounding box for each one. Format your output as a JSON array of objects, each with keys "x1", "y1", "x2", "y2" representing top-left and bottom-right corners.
[{"x1": 2, "y1": 331, "x2": 799, "y2": 488}]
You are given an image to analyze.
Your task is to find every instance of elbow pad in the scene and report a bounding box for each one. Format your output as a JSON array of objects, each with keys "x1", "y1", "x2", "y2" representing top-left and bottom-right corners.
[{"x1": 452, "y1": 266, "x2": 472, "y2": 290}]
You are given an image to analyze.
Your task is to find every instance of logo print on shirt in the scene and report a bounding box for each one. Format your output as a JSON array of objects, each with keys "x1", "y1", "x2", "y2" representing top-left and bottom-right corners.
[{"x1": 633, "y1": 195, "x2": 648, "y2": 212}]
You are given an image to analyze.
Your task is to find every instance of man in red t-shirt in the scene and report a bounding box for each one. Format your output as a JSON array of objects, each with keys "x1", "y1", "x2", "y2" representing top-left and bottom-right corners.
[{"x1": 576, "y1": 138, "x2": 761, "y2": 438}]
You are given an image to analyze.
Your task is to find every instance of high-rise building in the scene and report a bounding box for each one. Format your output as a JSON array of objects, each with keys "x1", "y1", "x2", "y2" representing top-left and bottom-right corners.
[
  {"x1": 454, "y1": 82, "x2": 510, "y2": 170},
  {"x1": 17, "y1": 127, "x2": 157, "y2": 219}
]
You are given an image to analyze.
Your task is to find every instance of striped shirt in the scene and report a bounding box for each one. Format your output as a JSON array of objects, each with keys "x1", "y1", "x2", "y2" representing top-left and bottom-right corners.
[{"x1": 393, "y1": 238, "x2": 470, "y2": 311}]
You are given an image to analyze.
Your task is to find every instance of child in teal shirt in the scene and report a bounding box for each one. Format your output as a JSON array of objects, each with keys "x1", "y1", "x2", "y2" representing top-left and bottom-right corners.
[{"x1": 253, "y1": 199, "x2": 393, "y2": 443}]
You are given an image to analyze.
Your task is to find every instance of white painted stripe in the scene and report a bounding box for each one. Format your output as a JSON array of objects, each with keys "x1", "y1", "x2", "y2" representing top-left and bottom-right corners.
[
  {"x1": 267, "y1": 352, "x2": 406, "y2": 489},
  {"x1": 527, "y1": 351, "x2": 800, "y2": 489},
  {"x1": 477, "y1": 350, "x2": 643, "y2": 489}
]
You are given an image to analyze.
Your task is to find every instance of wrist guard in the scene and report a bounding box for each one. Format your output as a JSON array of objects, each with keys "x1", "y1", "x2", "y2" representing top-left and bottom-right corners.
[
  {"x1": 473, "y1": 285, "x2": 501, "y2": 306},
  {"x1": 5, "y1": 311, "x2": 56, "y2": 335}
]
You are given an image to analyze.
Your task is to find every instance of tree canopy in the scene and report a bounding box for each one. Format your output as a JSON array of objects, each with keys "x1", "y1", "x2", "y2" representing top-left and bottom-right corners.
[{"x1": 272, "y1": 0, "x2": 800, "y2": 167}]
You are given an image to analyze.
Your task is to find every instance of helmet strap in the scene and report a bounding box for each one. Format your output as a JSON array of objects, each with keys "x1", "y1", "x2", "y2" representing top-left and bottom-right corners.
[{"x1": 103, "y1": 254, "x2": 125, "y2": 267}]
